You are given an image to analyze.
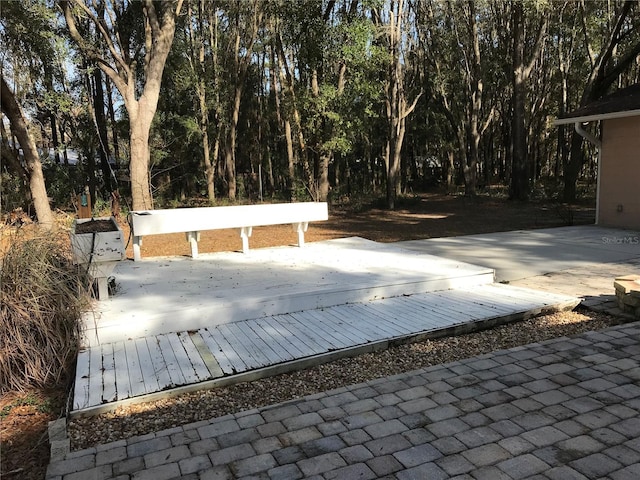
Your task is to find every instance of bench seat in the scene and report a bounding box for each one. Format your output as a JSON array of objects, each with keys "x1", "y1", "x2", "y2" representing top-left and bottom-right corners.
[{"x1": 129, "y1": 202, "x2": 328, "y2": 260}]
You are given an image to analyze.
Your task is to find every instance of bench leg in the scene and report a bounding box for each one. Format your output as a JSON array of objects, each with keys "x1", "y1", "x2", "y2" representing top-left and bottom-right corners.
[
  {"x1": 96, "y1": 277, "x2": 109, "y2": 300},
  {"x1": 185, "y1": 231, "x2": 201, "y2": 258},
  {"x1": 293, "y1": 222, "x2": 309, "y2": 247},
  {"x1": 133, "y1": 236, "x2": 142, "y2": 261},
  {"x1": 239, "y1": 226, "x2": 253, "y2": 253}
]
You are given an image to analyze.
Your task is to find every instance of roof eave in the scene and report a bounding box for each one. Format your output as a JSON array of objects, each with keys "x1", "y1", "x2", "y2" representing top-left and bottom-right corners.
[{"x1": 554, "y1": 108, "x2": 640, "y2": 125}]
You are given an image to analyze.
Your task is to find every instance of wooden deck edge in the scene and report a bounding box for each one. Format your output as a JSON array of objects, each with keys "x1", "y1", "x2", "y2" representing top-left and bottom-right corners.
[{"x1": 69, "y1": 298, "x2": 579, "y2": 419}]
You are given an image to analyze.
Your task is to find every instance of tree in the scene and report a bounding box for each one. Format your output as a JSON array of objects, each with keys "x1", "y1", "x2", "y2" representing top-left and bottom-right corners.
[
  {"x1": 375, "y1": 0, "x2": 421, "y2": 209},
  {"x1": 185, "y1": 0, "x2": 217, "y2": 203},
  {"x1": 1, "y1": 76, "x2": 55, "y2": 228},
  {"x1": 61, "y1": 0, "x2": 184, "y2": 210},
  {"x1": 417, "y1": 0, "x2": 494, "y2": 197},
  {"x1": 510, "y1": 1, "x2": 547, "y2": 201},
  {"x1": 0, "y1": 0, "x2": 57, "y2": 228},
  {"x1": 563, "y1": 0, "x2": 640, "y2": 202},
  {"x1": 222, "y1": 0, "x2": 263, "y2": 201}
]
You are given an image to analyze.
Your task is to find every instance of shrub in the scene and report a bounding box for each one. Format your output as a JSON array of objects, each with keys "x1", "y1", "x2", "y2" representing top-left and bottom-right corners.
[{"x1": 0, "y1": 228, "x2": 91, "y2": 394}]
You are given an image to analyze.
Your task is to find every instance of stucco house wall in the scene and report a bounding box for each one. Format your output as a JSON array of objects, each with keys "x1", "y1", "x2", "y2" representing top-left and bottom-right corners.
[{"x1": 598, "y1": 115, "x2": 640, "y2": 229}]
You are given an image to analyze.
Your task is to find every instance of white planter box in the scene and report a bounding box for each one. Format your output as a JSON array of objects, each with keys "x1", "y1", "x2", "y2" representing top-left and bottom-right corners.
[{"x1": 71, "y1": 217, "x2": 125, "y2": 299}]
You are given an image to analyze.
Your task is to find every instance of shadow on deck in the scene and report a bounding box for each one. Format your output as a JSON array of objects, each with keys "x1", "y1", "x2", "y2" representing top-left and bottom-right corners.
[{"x1": 73, "y1": 237, "x2": 579, "y2": 416}]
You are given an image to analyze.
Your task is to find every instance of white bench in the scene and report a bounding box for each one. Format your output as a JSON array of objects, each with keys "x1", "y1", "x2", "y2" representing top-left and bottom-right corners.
[{"x1": 129, "y1": 202, "x2": 328, "y2": 261}]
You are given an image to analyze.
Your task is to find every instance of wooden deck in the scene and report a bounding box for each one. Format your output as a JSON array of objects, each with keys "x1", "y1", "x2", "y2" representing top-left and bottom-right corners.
[
  {"x1": 81, "y1": 237, "x2": 495, "y2": 347},
  {"x1": 73, "y1": 283, "x2": 579, "y2": 415}
]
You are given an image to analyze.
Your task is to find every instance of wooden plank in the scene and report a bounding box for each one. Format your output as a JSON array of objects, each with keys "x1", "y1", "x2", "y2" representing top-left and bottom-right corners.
[
  {"x1": 341, "y1": 303, "x2": 410, "y2": 337},
  {"x1": 167, "y1": 332, "x2": 200, "y2": 384},
  {"x1": 368, "y1": 297, "x2": 460, "y2": 332},
  {"x1": 296, "y1": 310, "x2": 355, "y2": 348},
  {"x1": 410, "y1": 293, "x2": 491, "y2": 320},
  {"x1": 394, "y1": 295, "x2": 459, "y2": 323},
  {"x1": 304, "y1": 308, "x2": 370, "y2": 345},
  {"x1": 293, "y1": 309, "x2": 352, "y2": 350},
  {"x1": 190, "y1": 331, "x2": 224, "y2": 378},
  {"x1": 125, "y1": 339, "x2": 146, "y2": 398},
  {"x1": 481, "y1": 284, "x2": 572, "y2": 305},
  {"x1": 435, "y1": 290, "x2": 522, "y2": 316},
  {"x1": 88, "y1": 346, "x2": 103, "y2": 408},
  {"x1": 385, "y1": 298, "x2": 446, "y2": 330},
  {"x1": 281, "y1": 314, "x2": 331, "y2": 355},
  {"x1": 210, "y1": 325, "x2": 250, "y2": 373},
  {"x1": 101, "y1": 343, "x2": 117, "y2": 404},
  {"x1": 269, "y1": 315, "x2": 323, "y2": 357},
  {"x1": 198, "y1": 328, "x2": 236, "y2": 375},
  {"x1": 113, "y1": 341, "x2": 131, "y2": 401},
  {"x1": 231, "y1": 322, "x2": 277, "y2": 367},
  {"x1": 246, "y1": 319, "x2": 296, "y2": 363},
  {"x1": 322, "y1": 304, "x2": 394, "y2": 343},
  {"x1": 443, "y1": 286, "x2": 534, "y2": 309},
  {"x1": 317, "y1": 306, "x2": 379, "y2": 343},
  {"x1": 254, "y1": 317, "x2": 307, "y2": 359},
  {"x1": 381, "y1": 297, "x2": 453, "y2": 330},
  {"x1": 156, "y1": 334, "x2": 186, "y2": 387},
  {"x1": 352, "y1": 302, "x2": 424, "y2": 334},
  {"x1": 73, "y1": 348, "x2": 91, "y2": 410},
  {"x1": 347, "y1": 305, "x2": 403, "y2": 341},
  {"x1": 147, "y1": 336, "x2": 174, "y2": 390},
  {"x1": 217, "y1": 323, "x2": 262, "y2": 370},
  {"x1": 238, "y1": 320, "x2": 288, "y2": 364},
  {"x1": 178, "y1": 332, "x2": 211, "y2": 382},
  {"x1": 135, "y1": 337, "x2": 159, "y2": 394},
  {"x1": 131, "y1": 202, "x2": 328, "y2": 236}
]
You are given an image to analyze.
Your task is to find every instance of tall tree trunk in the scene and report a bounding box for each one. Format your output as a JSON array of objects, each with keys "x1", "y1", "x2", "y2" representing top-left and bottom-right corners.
[
  {"x1": 188, "y1": 0, "x2": 215, "y2": 203},
  {"x1": 510, "y1": 1, "x2": 528, "y2": 200},
  {"x1": 1, "y1": 76, "x2": 54, "y2": 229},
  {"x1": 224, "y1": 0, "x2": 262, "y2": 200},
  {"x1": 275, "y1": 30, "x2": 313, "y2": 197},
  {"x1": 50, "y1": 113, "x2": 60, "y2": 163},
  {"x1": 377, "y1": 0, "x2": 421, "y2": 210},
  {"x1": 105, "y1": 78, "x2": 120, "y2": 165},
  {"x1": 62, "y1": 0, "x2": 184, "y2": 211},
  {"x1": 509, "y1": 2, "x2": 546, "y2": 201},
  {"x1": 128, "y1": 102, "x2": 153, "y2": 209},
  {"x1": 225, "y1": 83, "x2": 242, "y2": 200},
  {"x1": 93, "y1": 68, "x2": 113, "y2": 193}
]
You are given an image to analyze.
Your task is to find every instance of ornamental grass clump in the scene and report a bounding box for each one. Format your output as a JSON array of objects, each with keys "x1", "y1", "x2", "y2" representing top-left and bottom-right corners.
[{"x1": 0, "y1": 230, "x2": 91, "y2": 394}]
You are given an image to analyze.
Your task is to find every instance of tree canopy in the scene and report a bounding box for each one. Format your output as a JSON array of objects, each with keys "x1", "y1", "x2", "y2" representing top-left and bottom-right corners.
[{"x1": 1, "y1": 0, "x2": 639, "y2": 221}]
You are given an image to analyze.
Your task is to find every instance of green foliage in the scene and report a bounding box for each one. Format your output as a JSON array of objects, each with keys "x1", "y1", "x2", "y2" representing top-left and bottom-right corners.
[
  {"x1": 0, "y1": 171, "x2": 26, "y2": 213},
  {"x1": 0, "y1": 393, "x2": 54, "y2": 418},
  {"x1": 0, "y1": 0, "x2": 58, "y2": 73},
  {"x1": 22, "y1": 0, "x2": 637, "y2": 208},
  {"x1": 42, "y1": 159, "x2": 85, "y2": 209}
]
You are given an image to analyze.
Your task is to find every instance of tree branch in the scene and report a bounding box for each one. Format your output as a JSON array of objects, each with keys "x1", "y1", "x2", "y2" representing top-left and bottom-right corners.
[
  {"x1": 401, "y1": 91, "x2": 423, "y2": 121},
  {"x1": 523, "y1": 14, "x2": 548, "y2": 78},
  {"x1": 60, "y1": 0, "x2": 129, "y2": 93}
]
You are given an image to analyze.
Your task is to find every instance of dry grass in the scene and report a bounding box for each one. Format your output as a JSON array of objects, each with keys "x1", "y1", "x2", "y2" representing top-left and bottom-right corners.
[{"x1": 0, "y1": 227, "x2": 90, "y2": 394}]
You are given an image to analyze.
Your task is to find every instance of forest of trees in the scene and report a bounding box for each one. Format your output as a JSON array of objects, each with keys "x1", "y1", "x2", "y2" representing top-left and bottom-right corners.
[{"x1": 2, "y1": 0, "x2": 640, "y2": 224}]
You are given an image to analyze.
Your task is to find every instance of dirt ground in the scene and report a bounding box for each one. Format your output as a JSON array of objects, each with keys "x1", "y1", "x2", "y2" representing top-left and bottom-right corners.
[
  {"x1": 124, "y1": 193, "x2": 594, "y2": 259},
  {"x1": 0, "y1": 192, "x2": 595, "y2": 479}
]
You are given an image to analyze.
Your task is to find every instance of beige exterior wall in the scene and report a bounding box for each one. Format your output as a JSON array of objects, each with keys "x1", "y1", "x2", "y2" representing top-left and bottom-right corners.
[{"x1": 598, "y1": 116, "x2": 640, "y2": 230}]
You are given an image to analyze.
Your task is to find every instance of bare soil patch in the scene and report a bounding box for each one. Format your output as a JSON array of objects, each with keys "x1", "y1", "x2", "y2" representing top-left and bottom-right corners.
[{"x1": 123, "y1": 193, "x2": 594, "y2": 258}]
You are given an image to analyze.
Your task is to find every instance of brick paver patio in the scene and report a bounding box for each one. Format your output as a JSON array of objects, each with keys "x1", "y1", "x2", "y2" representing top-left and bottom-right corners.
[{"x1": 48, "y1": 320, "x2": 640, "y2": 479}]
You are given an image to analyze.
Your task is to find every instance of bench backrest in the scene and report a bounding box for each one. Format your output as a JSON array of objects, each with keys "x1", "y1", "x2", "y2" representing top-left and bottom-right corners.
[{"x1": 130, "y1": 202, "x2": 328, "y2": 236}]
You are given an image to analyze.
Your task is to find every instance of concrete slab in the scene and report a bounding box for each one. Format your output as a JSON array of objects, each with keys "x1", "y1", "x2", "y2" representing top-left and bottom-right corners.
[{"x1": 398, "y1": 226, "x2": 640, "y2": 282}]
